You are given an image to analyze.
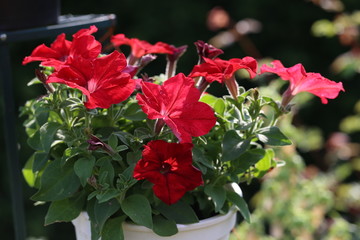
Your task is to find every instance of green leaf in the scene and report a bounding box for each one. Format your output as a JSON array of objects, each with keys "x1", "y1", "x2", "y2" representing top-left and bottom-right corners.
[
  {"x1": 152, "y1": 214, "x2": 178, "y2": 236},
  {"x1": 192, "y1": 147, "x2": 214, "y2": 173},
  {"x1": 34, "y1": 106, "x2": 50, "y2": 126},
  {"x1": 253, "y1": 149, "x2": 274, "y2": 178},
  {"x1": 214, "y1": 98, "x2": 226, "y2": 116},
  {"x1": 40, "y1": 122, "x2": 62, "y2": 153},
  {"x1": 262, "y1": 96, "x2": 281, "y2": 114},
  {"x1": 94, "y1": 199, "x2": 120, "y2": 235},
  {"x1": 204, "y1": 184, "x2": 226, "y2": 212},
  {"x1": 134, "y1": 127, "x2": 153, "y2": 140},
  {"x1": 27, "y1": 77, "x2": 42, "y2": 86},
  {"x1": 114, "y1": 132, "x2": 131, "y2": 146},
  {"x1": 86, "y1": 199, "x2": 101, "y2": 240},
  {"x1": 257, "y1": 126, "x2": 292, "y2": 146},
  {"x1": 236, "y1": 121, "x2": 255, "y2": 131},
  {"x1": 156, "y1": 200, "x2": 199, "y2": 224},
  {"x1": 200, "y1": 93, "x2": 218, "y2": 105},
  {"x1": 22, "y1": 154, "x2": 40, "y2": 188},
  {"x1": 221, "y1": 130, "x2": 251, "y2": 162},
  {"x1": 74, "y1": 157, "x2": 95, "y2": 186},
  {"x1": 108, "y1": 134, "x2": 118, "y2": 150},
  {"x1": 224, "y1": 91, "x2": 251, "y2": 110},
  {"x1": 123, "y1": 102, "x2": 147, "y2": 121},
  {"x1": 114, "y1": 131, "x2": 143, "y2": 151},
  {"x1": 226, "y1": 191, "x2": 250, "y2": 223},
  {"x1": 97, "y1": 157, "x2": 115, "y2": 187},
  {"x1": 126, "y1": 151, "x2": 142, "y2": 165},
  {"x1": 32, "y1": 151, "x2": 49, "y2": 172},
  {"x1": 232, "y1": 148, "x2": 266, "y2": 174},
  {"x1": 96, "y1": 188, "x2": 122, "y2": 203},
  {"x1": 45, "y1": 191, "x2": 86, "y2": 225},
  {"x1": 31, "y1": 159, "x2": 80, "y2": 201},
  {"x1": 27, "y1": 129, "x2": 42, "y2": 151},
  {"x1": 102, "y1": 216, "x2": 126, "y2": 240},
  {"x1": 121, "y1": 194, "x2": 153, "y2": 229}
]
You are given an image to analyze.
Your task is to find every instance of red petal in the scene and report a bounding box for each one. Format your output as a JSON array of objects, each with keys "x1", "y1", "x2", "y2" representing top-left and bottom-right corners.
[
  {"x1": 293, "y1": 72, "x2": 344, "y2": 104},
  {"x1": 167, "y1": 101, "x2": 216, "y2": 143},
  {"x1": 133, "y1": 140, "x2": 203, "y2": 205},
  {"x1": 261, "y1": 60, "x2": 344, "y2": 104},
  {"x1": 136, "y1": 82, "x2": 164, "y2": 119},
  {"x1": 48, "y1": 52, "x2": 135, "y2": 109},
  {"x1": 137, "y1": 73, "x2": 216, "y2": 142},
  {"x1": 72, "y1": 25, "x2": 98, "y2": 38},
  {"x1": 70, "y1": 35, "x2": 102, "y2": 60},
  {"x1": 111, "y1": 33, "x2": 131, "y2": 47}
]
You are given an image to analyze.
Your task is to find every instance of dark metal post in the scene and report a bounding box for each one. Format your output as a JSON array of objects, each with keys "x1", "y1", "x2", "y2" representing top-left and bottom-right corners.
[
  {"x1": 0, "y1": 42, "x2": 27, "y2": 240},
  {"x1": 0, "y1": 14, "x2": 116, "y2": 240}
]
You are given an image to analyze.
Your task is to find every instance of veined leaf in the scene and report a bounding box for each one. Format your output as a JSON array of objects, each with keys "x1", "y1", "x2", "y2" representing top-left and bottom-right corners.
[
  {"x1": 257, "y1": 126, "x2": 292, "y2": 146},
  {"x1": 45, "y1": 191, "x2": 86, "y2": 225},
  {"x1": 31, "y1": 159, "x2": 80, "y2": 201},
  {"x1": 32, "y1": 151, "x2": 48, "y2": 172},
  {"x1": 94, "y1": 199, "x2": 120, "y2": 235},
  {"x1": 152, "y1": 214, "x2": 178, "y2": 237},
  {"x1": 39, "y1": 122, "x2": 62, "y2": 153},
  {"x1": 74, "y1": 157, "x2": 95, "y2": 186},
  {"x1": 222, "y1": 130, "x2": 251, "y2": 162},
  {"x1": 121, "y1": 194, "x2": 153, "y2": 229},
  {"x1": 204, "y1": 184, "x2": 226, "y2": 212},
  {"x1": 102, "y1": 216, "x2": 126, "y2": 240},
  {"x1": 226, "y1": 191, "x2": 251, "y2": 223},
  {"x1": 232, "y1": 148, "x2": 266, "y2": 174},
  {"x1": 156, "y1": 200, "x2": 199, "y2": 224},
  {"x1": 253, "y1": 149, "x2": 274, "y2": 178}
]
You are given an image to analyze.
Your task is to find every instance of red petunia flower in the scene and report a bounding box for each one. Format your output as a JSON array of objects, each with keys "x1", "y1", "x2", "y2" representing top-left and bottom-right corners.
[
  {"x1": 260, "y1": 60, "x2": 345, "y2": 106},
  {"x1": 188, "y1": 56, "x2": 258, "y2": 99},
  {"x1": 47, "y1": 51, "x2": 135, "y2": 109},
  {"x1": 133, "y1": 140, "x2": 203, "y2": 205},
  {"x1": 189, "y1": 57, "x2": 257, "y2": 83},
  {"x1": 111, "y1": 34, "x2": 175, "y2": 59},
  {"x1": 136, "y1": 73, "x2": 216, "y2": 143},
  {"x1": 22, "y1": 26, "x2": 101, "y2": 70}
]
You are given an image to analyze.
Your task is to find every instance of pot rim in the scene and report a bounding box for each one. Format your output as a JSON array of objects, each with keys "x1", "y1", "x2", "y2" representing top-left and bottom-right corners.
[{"x1": 122, "y1": 207, "x2": 237, "y2": 232}]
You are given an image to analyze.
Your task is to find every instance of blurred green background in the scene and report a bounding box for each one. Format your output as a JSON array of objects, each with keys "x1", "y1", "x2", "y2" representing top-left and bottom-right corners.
[{"x1": 1, "y1": 0, "x2": 360, "y2": 239}]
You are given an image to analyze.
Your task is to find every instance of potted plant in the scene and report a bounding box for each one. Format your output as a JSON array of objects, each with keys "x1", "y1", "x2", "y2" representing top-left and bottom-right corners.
[{"x1": 21, "y1": 25, "x2": 344, "y2": 240}]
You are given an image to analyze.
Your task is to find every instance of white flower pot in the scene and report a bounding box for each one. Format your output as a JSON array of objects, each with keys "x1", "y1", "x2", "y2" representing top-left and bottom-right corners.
[{"x1": 72, "y1": 209, "x2": 237, "y2": 240}]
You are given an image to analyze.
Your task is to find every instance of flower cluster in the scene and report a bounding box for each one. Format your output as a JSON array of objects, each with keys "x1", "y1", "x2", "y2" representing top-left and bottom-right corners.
[{"x1": 21, "y1": 26, "x2": 344, "y2": 239}]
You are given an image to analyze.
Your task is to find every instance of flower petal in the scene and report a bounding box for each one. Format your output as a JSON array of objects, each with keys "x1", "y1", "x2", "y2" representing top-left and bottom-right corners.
[
  {"x1": 137, "y1": 73, "x2": 216, "y2": 142},
  {"x1": 261, "y1": 60, "x2": 344, "y2": 104},
  {"x1": 133, "y1": 140, "x2": 203, "y2": 205}
]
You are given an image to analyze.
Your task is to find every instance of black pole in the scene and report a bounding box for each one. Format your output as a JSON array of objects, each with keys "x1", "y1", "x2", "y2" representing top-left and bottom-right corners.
[
  {"x1": 0, "y1": 14, "x2": 116, "y2": 239},
  {"x1": 0, "y1": 42, "x2": 27, "y2": 240}
]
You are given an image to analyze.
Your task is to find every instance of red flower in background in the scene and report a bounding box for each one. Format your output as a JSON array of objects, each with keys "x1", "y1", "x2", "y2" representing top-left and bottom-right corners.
[
  {"x1": 260, "y1": 60, "x2": 345, "y2": 106},
  {"x1": 189, "y1": 56, "x2": 258, "y2": 99},
  {"x1": 111, "y1": 34, "x2": 174, "y2": 59},
  {"x1": 133, "y1": 140, "x2": 203, "y2": 205},
  {"x1": 47, "y1": 51, "x2": 135, "y2": 109},
  {"x1": 189, "y1": 57, "x2": 257, "y2": 83},
  {"x1": 136, "y1": 73, "x2": 216, "y2": 143},
  {"x1": 22, "y1": 26, "x2": 101, "y2": 70}
]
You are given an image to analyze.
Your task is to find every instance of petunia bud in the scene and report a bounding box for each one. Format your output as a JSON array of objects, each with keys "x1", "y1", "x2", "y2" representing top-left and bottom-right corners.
[
  {"x1": 194, "y1": 40, "x2": 224, "y2": 62},
  {"x1": 87, "y1": 134, "x2": 115, "y2": 155}
]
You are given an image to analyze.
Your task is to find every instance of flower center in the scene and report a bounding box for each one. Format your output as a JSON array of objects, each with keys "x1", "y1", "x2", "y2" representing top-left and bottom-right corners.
[{"x1": 160, "y1": 162, "x2": 172, "y2": 174}]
